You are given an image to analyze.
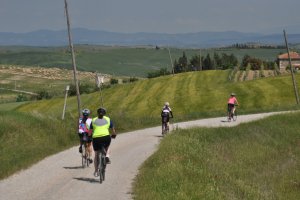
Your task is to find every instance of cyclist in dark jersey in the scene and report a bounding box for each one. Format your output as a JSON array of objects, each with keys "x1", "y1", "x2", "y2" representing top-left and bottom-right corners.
[{"x1": 161, "y1": 102, "x2": 173, "y2": 133}]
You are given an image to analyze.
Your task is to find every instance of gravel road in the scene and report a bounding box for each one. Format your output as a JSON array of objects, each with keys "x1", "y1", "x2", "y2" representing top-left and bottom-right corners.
[{"x1": 0, "y1": 111, "x2": 288, "y2": 200}]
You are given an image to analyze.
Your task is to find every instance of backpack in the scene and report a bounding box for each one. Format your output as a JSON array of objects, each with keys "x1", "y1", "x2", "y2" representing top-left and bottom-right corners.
[{"x1": 79, "y1": 117, "x2": 89, "y2": 133}]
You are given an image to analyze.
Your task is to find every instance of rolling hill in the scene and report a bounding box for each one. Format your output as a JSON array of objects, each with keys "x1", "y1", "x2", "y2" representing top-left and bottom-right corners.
[
  {"x1": 15, "y1": 70, "x2": 300, "y2": 132},
  {"x1": 1, "y1": 28, "x2": 300, "y2": 48}
]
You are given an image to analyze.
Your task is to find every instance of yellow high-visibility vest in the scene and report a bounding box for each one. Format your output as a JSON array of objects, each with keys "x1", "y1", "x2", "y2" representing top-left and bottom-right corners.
[{"x1": 92, "y1": 116, "x2": 110, "y2": 138}]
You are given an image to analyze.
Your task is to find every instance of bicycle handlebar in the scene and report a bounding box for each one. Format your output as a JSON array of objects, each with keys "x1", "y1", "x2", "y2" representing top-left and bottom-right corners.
[{"x1": 111, "y1": 134, "x2": 117, "y2": 139}]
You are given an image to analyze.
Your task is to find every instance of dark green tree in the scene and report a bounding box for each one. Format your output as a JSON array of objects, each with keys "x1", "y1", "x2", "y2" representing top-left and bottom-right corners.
[
  {"x1": 174, "y1": 52, "x2": 188, "y2": 73},
  {"x1": 203, "y1": 54, "x2": 213, "y2": 70}
]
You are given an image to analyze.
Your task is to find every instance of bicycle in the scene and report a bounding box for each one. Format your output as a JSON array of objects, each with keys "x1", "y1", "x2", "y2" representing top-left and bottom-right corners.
[
  {"x1": 95, "y1": 145, "x2": 107, "y2": 184},
  {"x1": 228, "y1": 105, "x2": 238, "y2": 121},
  {"x1": 81, "y1": 132, "x2": 90, "y2": 168},
  {"x1": 162, "y1": 121, "x2": 169, "y2": 136}
]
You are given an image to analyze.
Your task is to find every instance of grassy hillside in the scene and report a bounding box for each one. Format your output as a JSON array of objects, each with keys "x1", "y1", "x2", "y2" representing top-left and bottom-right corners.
[
  {"x1": 0, "y1": 45, "x2": 295, "y2": 77},
  {"x1": 15, "y1": 70, "x2": 300, "y2": 132},
  {"x1": 133, "y1": 112, "x2": 300, "y2": 200}
]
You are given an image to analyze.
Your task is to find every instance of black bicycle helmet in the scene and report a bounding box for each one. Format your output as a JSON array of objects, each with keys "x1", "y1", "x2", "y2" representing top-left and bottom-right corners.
[
  {"x1": 97, "y1": 107, "x2": 106, "y2": 115},
  {"x1": 82, "y1": 108, "x2": 90, "y2": 116}
]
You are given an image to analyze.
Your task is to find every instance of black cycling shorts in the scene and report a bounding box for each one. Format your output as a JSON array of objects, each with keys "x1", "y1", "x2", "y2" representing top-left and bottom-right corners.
[
  {"x1": 162, "y1": 116, "x2": 169, "y2": 123},
  {"x1": 92, "y1": 135, "x2": 111, "y2": 151},
  {"x1": 78, "y1": 132, "x2": 92, "y2": 143},
  {"x1": 228, "y1": 103, "x2": 235, "y2": 112}
]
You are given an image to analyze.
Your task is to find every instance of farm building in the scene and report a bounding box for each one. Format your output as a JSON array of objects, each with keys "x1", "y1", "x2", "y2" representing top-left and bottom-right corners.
[{"x1": 277, "y1": 51, "x2": 300, "y2": 71}]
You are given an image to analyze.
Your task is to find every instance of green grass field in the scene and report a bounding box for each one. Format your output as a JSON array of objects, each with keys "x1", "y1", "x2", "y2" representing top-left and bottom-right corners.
[
  {"x1": 0, "y1": 45, "x2": 297, "y2": 77},
  {"x1": 133, "y1": 112, "x2": 300, "y2": 200}
]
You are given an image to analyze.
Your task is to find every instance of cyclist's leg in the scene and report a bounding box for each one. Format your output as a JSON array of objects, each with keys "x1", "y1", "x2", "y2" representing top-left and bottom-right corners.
[
  {"x1": 106, "y1": 147, "x2": 110, "y2": 158},
  {"x1": 92, "y1": 138, "x2": 101, "y2": 175},
  {"x1": 86, "y1": 142, "x2": 92, "y2": 163},
  {"x1": 93, "y1": 151, "x2": 99, "y2": 176},
  {"x1": 103, "y1": 136, "x2": 111, "y2": 163},
  {"x1": 78, "y1": 133, "x2": 83, "y2": 153},
  {"x1": 227, "y1": 104, "x2": 231, "y2": 119}
]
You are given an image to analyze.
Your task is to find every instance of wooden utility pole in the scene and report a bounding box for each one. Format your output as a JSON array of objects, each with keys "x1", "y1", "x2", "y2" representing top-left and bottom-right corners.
[
  {"x1": 283, "y1": 30, "x2": 300, "y2": 104},
  {"x1": 64, "y1": 0, "x2": 81, "y2": 116},
  {"x1": 199, "y1": 49, "x2": 202, "y2": 70},
  {"x1": 167, "y1": 46, "x2": 175, "y2": 75},
  {"x1": 62, "y1": 85, "x2": 70, "y2": 120},
  {"x1": 96, "y1": 73, "x2": 104, "y2": 107}
]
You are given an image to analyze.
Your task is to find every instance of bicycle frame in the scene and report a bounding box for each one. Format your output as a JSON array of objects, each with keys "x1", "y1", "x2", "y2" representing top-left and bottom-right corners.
[
  {"x1": 228, "y1": 105, "x2": 237, "y2": 121},
  {"x1": 162, "y1": 121, "x2": 169, "y2": 136}
]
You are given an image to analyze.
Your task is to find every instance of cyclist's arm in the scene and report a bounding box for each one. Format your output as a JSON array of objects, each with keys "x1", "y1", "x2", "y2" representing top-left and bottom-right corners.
[
  {"x1": 109, "y1": 121, "x2": 117, "y2": 138},
  {"x1": 170, "y1": 111, "x2": 174, "y2": 118},
  {"x1": 87, "y1": 122, "x2": 93, "y2": 136},
  {"x1": 235, "y1": 99, "x2": 239, "y2": 106}
]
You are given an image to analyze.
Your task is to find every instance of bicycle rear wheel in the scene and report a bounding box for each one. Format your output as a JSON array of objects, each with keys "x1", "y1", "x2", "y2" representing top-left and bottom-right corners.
[
  {"x1": 85, "y1": 146, "x2": 89, "y2": 167},
  {"x1": 232, "y1": 110, "x2": 237, "y2": 121},
  {"x1": 81, "y1": 150, "x2": 85, "y2": 168},
  {"x1": 162, "y1": 122, "x2": 168, "y2": 136},
  {"x1": 98, "y1": 149, "x2": 106, "y2": 183},
  {"x1": 101, "y1": 153, "x2": 106, "y2": 181},
  {"x1": 82, "y1": 143, "x2": 88, "y2": 168}
]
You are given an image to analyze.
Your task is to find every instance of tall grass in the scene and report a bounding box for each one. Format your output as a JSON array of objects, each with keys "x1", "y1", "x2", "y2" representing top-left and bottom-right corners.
[
  {"x1": 0, "y1": 111, "x2": 77, "y2": 179},
  {"x1": 133, "y1": 112, "x2": 300, "y2": 200}
]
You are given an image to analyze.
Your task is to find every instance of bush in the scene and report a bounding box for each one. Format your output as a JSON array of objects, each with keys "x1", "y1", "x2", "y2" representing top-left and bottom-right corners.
[
  {"x1": 16, "y1": 94, "x2": 28, "y2": 102},
  {"x1": 69, "y1": 83, "x2": 97, "y2": 96},
  {"x1": 110, "y1": 78, "x2": 118, "y2": 85},
  {"x1": 36, "y1": 90, "x2": 52, "y2": 100},
  {"x1": 147, "y1": 68, "x2": 171, "y2": 78}
]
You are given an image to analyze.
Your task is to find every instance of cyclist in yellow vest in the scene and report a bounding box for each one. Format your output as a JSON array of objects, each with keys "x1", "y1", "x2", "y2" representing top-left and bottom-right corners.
[{"x1": 90, "y1": 107, "x2": 116, "y2": 177}]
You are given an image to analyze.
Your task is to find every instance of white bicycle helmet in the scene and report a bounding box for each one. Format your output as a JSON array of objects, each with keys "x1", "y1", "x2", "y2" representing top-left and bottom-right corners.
[
  {"x1": 165, "y1": 102, "x2": 170, "y2": 106},
  {"x1": 82, "y1": 108, "x2": 90, "y2": 116}
]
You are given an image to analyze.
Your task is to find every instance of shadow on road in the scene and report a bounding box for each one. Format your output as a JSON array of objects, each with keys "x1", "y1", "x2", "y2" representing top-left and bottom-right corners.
[
  {"x1": 63, "y1": 166, "x2": 83, "y2": 169},
  {"x1": 220, "y1": 120, "x2": 229, "y2": 123},
  {"x1": 73, "y1": 177, "x2": 99, "y2": 183}
]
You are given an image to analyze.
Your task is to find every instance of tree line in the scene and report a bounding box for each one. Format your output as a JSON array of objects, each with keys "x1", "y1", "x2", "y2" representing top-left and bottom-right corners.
[{"x1": 148, "y1": 51, "x2": 279, "y2": 78}]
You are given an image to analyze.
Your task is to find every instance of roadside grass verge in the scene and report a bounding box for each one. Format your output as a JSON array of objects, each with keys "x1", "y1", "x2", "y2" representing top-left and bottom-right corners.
[
  {"x1": 0, "y1": 111, "x2": 77, "y2": 179},
  {"x1": 133, "y1": 112, "x2": 300, "y2": 200}
]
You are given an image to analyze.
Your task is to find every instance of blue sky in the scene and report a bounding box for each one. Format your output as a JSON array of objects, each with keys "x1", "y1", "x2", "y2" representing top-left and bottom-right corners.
[{"x1": 1, "y1": 0, "x2": 300, "y2": 34}]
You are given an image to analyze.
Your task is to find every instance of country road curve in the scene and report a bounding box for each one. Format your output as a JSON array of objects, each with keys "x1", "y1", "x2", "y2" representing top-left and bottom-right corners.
[{"x1": 0, "y1": 111, "x2": 292, "y2": 200}]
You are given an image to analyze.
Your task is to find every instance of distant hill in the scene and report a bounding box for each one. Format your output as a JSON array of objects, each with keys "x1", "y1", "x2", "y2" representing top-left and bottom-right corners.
[{"x1": 0, "y1": 28, "x2": 300, "y2": 48}]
